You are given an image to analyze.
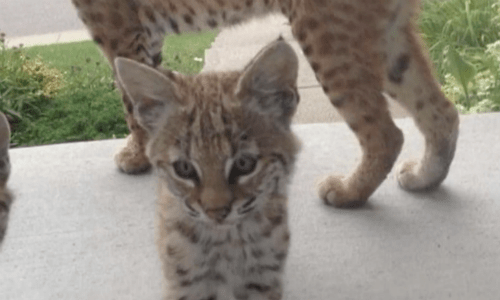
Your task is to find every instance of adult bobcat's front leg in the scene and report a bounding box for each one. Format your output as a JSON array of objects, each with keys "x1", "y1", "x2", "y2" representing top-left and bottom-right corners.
[
  {"x1": 72, "y1": 0, "x2": 167, "y2": 173},
  {"x1": 384, "y1": 12, "x2": 459, "y2": 191},
  {"x1": 114, "y1": 97, "x2": 151, "y2": 174}
]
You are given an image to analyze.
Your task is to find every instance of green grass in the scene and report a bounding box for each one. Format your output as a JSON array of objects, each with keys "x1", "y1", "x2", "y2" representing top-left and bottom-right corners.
[
  {"x1": 162, "y1": 31, "x2": 220, "y2": 74},
  {"x1": 23, "y1": 30, "x2": 217, "y2": 75},
  {"x1": 0, "y1": 31, "x2": 217, "y2": 147}
]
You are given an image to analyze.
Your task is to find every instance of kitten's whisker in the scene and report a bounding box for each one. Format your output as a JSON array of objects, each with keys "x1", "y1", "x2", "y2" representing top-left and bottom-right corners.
[
  {"x1": 238, "y1": 196, "x2": 257, "y2": 214},
  {"x1": 184, "y1": 200, "x2": 200, "y2": 217},
  {"x1": 242, "y1": 196, "x2": 256, "y2": 209}
]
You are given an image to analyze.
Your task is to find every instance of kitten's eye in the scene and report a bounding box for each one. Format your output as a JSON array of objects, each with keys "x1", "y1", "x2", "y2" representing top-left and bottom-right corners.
[
  {"x1": 173, "y1": 160, "x2": 199, "y2": 182},
  {"x1": 229, "y1": 155, "x2": 257, "y2": 184},
  {"x1": 234, "y1": 155, "x2": 257, "y2": 173}
]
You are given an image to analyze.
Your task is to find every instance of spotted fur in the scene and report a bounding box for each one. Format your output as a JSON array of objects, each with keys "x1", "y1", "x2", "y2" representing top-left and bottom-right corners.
[
  {"x1": 116, "y1": 40, "x2": 300, "y2": 300},
  {"x1": 0, "y1": 112, "x2": 13, "y2": 247},
  {"x1": 73, "y1": 0, "x2": 459, "y2": 206}
]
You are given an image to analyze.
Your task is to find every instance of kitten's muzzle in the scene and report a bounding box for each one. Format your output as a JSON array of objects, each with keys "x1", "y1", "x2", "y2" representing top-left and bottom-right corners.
[{"x1": 205, "y1": 206, "x2": 231, "y2": 223}]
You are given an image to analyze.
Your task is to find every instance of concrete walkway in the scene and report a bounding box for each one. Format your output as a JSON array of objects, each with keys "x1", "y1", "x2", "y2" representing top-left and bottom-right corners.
[
  {"x1": 4, "y1": 30, "x2": 91, "y2": 48},
  {"x1": 1, "y1": 13, "x2": 500, "y2": 300}
]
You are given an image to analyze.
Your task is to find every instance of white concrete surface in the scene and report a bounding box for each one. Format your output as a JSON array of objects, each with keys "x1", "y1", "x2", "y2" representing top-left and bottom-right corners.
[
  {"x1": 4, "y1": 30, "x2": 91, "y2": 48},
  {"x1": 0, "y1": 0, "x2": 84, "y2": 37},
  {"x1": 1, "y1": 113, "x2": 499, "y2": 300}
]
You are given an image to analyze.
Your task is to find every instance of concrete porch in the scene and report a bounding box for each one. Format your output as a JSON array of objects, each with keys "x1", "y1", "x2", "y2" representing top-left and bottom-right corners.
[{"x1": 1, "y1": 113, "x2": 499, "y2": 300}]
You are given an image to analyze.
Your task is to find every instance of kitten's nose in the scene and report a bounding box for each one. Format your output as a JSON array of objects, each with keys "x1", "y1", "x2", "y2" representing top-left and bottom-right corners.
[{"x1": 205, "y1": 206, "x2": 231, "y2": 223}]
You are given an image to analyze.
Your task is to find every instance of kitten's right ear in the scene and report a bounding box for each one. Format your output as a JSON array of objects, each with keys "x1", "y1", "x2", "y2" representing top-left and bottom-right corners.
[{"x1": 114, "y1": 57, "x2": 180, "y2": 135}]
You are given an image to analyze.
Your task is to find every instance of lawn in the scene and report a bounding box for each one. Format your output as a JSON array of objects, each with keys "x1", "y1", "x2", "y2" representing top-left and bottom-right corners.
[
  {"x1": 23, "y1": 31, "x2": 217, "y2": 75},
  {"x1": 0, "y1": 31, "x2": 217, "y2": 147},
  {"x1": 1, "y1": 0, "x2": 500, "y2": 147}
]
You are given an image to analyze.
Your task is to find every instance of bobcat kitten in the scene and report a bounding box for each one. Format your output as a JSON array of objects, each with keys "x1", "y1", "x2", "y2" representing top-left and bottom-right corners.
[
  {"x1": 0, "y1": 112, "x2": 13, "y2": 247},
  {"x1": 116, "y1": 40, "x2": 300, "y2": 300}
]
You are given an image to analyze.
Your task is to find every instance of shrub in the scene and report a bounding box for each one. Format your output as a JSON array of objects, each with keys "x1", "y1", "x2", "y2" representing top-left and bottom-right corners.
[
  {"x1": 420, "y1": 0, "x2": 500, "y2": 113},
  {"x1": 0, "y1": 32, "x2": 64, "y2": 143}
]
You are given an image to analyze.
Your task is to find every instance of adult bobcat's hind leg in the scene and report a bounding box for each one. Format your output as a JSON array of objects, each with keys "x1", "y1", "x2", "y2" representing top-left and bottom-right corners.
[
  {"x1": 384, "y1": 14, "x2": 459, "y2": 191},
  {"x1": 290, "y1": 3, "x2": 404, "y2": 207}
]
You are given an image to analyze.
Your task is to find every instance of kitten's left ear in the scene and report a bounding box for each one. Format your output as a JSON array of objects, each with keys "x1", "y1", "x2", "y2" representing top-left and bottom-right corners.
[
  {"x1": 235, "y1": 39, "x2": 299, "y2": 128},
  {"x1": 114, "y1": 57, "x2": 181, "y2": 135}
]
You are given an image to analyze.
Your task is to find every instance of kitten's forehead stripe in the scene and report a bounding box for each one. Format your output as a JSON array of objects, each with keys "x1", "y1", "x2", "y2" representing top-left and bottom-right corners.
[{"x1": 155, "y1": 71, "x2": 242, "y2": 163}]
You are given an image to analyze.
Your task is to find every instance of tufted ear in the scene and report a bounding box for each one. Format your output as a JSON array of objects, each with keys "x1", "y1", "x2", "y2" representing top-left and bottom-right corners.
[
  {"x1": 114, "y1": 57, "x2": 181, "y2": 135},
  {"x1": 235, "y1": 39, "x2": 299, "y2": 128}
]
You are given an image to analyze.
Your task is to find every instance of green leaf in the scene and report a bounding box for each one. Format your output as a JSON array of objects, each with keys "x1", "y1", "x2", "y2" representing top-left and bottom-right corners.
[{"x1": 444, "y1": 46, "x2": 477, "y2": 100}]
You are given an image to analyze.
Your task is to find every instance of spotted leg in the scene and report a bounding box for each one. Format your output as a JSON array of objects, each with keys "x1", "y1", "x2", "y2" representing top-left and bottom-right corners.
[
  {"x1": 384, "y1": 15, "x2": 459, "y2": 191},
  {"x1": 72, "y1": 0, "x2": 166, "y2": 173}
]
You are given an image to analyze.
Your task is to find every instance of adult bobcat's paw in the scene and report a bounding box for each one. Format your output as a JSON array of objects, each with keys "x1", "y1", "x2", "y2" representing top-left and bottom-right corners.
[
  {"x1": 114, "y1": 135, "x2": 151, "y2": 174},
  {"x1": 398, "y1": 125, "x2": 458, "y2": 192},
  {"x1": 396, "y1": 159, "x2": 448, "y2": 191},
  {"x1": 317, "y1": 175, "x2": 368, "y2": 208}
]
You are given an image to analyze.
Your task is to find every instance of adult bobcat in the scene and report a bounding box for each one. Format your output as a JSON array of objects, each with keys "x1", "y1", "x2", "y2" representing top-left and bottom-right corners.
[
  {"x1": 116, "y1": 39, "x2": 300, "y2": 300},
  {"x1": 0, "y1": 112, "x2": 13, "y2": 247},
  {"x1": 72, "y1": 0, "x2": 459, "y2": 206}
]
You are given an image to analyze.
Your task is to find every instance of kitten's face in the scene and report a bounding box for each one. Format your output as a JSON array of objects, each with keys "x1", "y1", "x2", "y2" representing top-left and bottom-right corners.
[
  {"x1": 147, "y1": 75, "x2": 298, "y2": 225},
  {"x1": 115, "y1": 39, "x2": 300, "y2": 225}
]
